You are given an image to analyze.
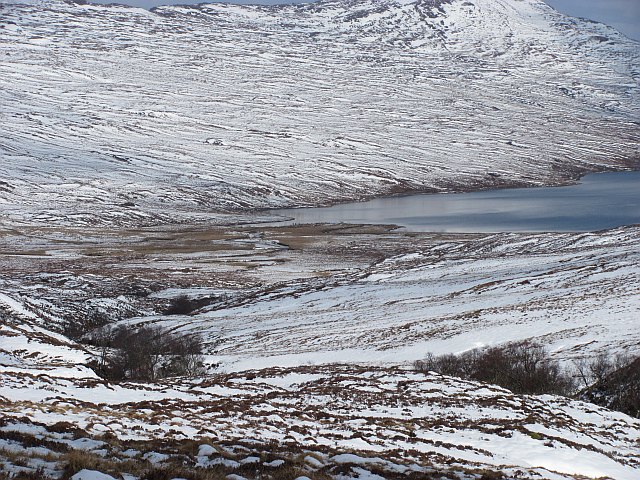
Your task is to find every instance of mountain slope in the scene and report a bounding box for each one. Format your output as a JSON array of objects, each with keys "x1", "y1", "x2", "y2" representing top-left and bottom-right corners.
[
  {"x1": 1, "y1": 0, "x2": 639, "y2": 226},
  {"x1": 2, "y1": 317, "x2": 640, "y2": 480}
]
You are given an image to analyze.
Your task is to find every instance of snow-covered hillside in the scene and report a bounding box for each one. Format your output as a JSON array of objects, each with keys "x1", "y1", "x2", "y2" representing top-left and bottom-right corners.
[
  {"x1": 134, "y1": 227, "x2": 640, "y2": 371},
  {"x1": 1, "y1": 0, "x2": 639, "y2": 226},
  {"x1": 2, "y1": 328, "x2": 640, "y2": 479}
]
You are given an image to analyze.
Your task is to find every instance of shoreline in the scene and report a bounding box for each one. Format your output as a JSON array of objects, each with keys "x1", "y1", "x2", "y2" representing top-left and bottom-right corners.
[{"x1": 260, "y1": 168, "x2": 640, "y2": 234}]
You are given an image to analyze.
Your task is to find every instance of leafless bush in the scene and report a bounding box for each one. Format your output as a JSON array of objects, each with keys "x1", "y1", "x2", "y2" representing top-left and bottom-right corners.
[
  {"x1": 63, "y1": 307, "x2": 113, "y2": 340},
  {"x1": 165, "y1": 295, "x2": 213, "y2": 315},
  {"x1": 165, "y1": 295, "x2": 196, "y2": 315},
  {"x1": 88, "y1": 325, "x2": 206, "y2": 382},
  {"x1": 573, "y1": 351, "x2": 632, "y2": 388},
  {"x1": 579, "y1": 355, "x2": 640, "y2": 418},
  {"x1": 415, "y1": 341, "x2": 575, "y2": 396},
  {"x1": 415, "y1": 351, "x2": 479, "y2": 378}
]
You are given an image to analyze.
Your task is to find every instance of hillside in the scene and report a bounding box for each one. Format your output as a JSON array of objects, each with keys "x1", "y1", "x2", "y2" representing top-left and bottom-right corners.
[
  {"x1": 1, "y1": 0, "x2": 639, "y2": 226},
  {"x1": 2, "y1": 332, "x2": 640, "y2": 479}
]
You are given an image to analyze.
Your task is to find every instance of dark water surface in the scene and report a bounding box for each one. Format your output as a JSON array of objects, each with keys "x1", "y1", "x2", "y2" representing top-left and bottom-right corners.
[{"x1": 270, "y1": 171, "x2": 640, "y2": 233}]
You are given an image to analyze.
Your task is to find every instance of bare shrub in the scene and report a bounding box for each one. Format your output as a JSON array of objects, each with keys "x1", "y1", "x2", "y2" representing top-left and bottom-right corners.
[
  {"x1": 580, "y1": 355, "x2": 640, "y2": 418},
  {"x1": 415, "y1": 341, "x2": 575, "y2": 396},
  {"x1": 573, "y1": 351, "x2": 633, "y2": 388},
  {"x1": 165, "y1": 295, "x2": 213, "y2": 315},
  {"x1": 88, "y1": 325, "x2": 206, "y2": 382},
  {"x1": 63, "y1": 307, "x2": 113, "y2": 340},
  {"x1": 415, "y1": 351, "x2": 478, "y2": 378},
  {"x1": 165, "y1": 295, "x2": 195, "y2": 315}
]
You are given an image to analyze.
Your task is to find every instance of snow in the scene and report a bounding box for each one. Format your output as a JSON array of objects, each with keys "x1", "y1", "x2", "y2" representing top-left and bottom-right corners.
[
  {"x1": 304, "y1": 456, "x2": 324, "y2": 468},
  {"x1": 1, "y1": 225, "x2": 638, "y2": 480},
  {"x1": 0, "y1": 293, "x2": 39, "y2": 320},
  {"x1": 143, "y1": 451, "x2": 169, "y2": 464},
  {"x1": 198, "y1": 444, "x2": 216, "y2": 457},
  {"x1": 2, "y1": 362, "x2": 639, "y2": 478},
  {"x1": 349, "y1": 468, "x2": 385, "y2": 480},
  {"x1": 245, "y1": 373, "x2": 326, "y2": 389},
  {"x1": 70, "y1": 470, "x2": 117, "y2": 480},
  {"x1": 332, "y1": 454, "x2": 385, "y2": 465}
]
